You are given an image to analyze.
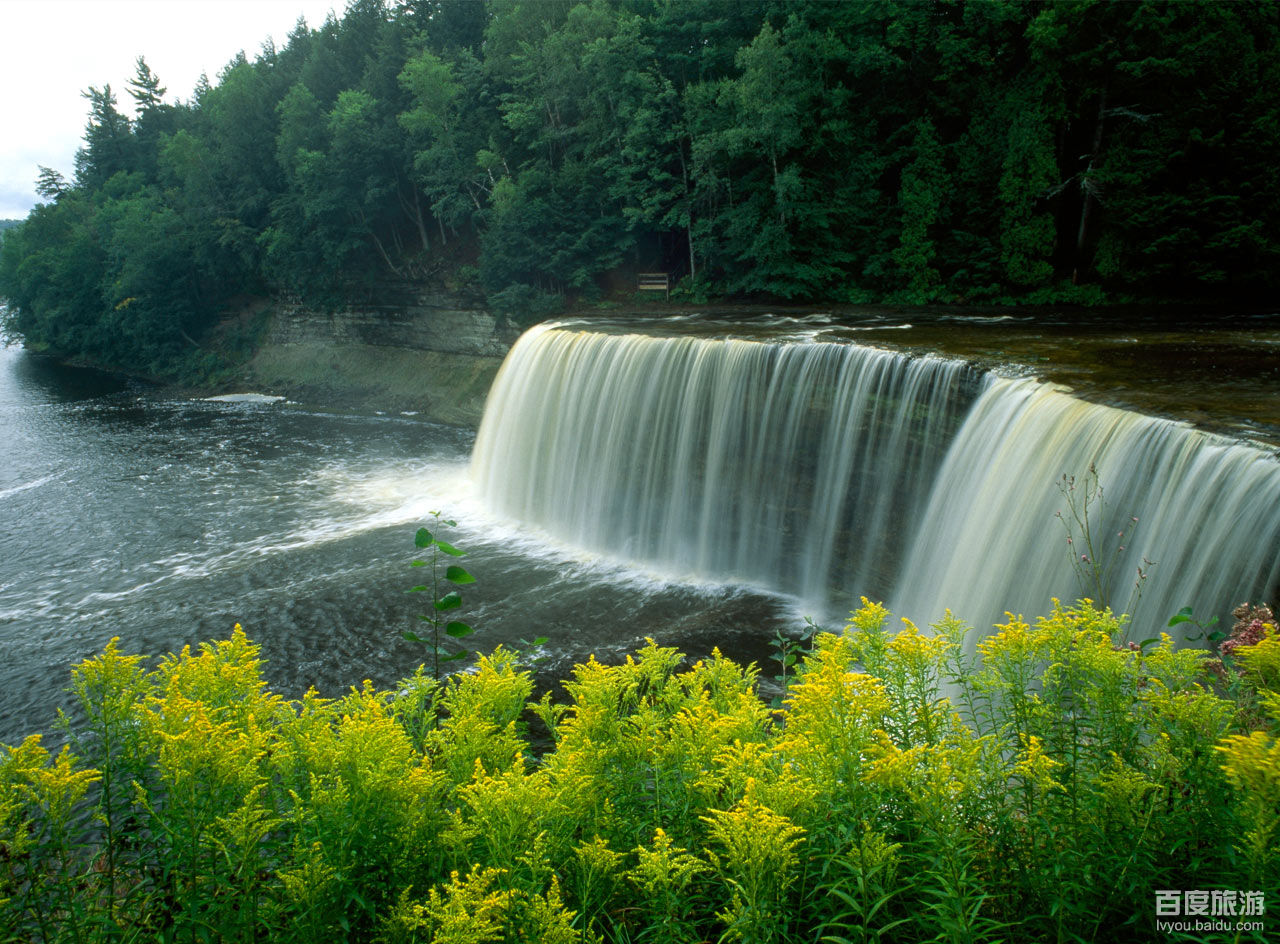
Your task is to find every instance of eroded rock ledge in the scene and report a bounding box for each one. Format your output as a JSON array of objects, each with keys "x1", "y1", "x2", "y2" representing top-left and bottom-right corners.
[{"x1": 247, "y1": 287, "x2": 518, "y2": 426}]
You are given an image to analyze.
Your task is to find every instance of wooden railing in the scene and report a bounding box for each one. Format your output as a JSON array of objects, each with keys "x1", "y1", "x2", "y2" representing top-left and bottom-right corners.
[{"x1": 637, "y1": 272, "x2": 670, "y2": 299}]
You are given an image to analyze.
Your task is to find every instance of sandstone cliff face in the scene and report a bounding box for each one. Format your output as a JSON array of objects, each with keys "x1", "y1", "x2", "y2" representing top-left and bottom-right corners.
[
  {"x1": 247, "y1": 288, "x2": 518, "y2": 427},
  {"x1": 265, "y1": 289, "x2": 515, "y2": 357}
]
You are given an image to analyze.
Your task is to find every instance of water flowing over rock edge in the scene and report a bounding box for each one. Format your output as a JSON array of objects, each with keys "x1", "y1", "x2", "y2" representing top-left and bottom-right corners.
[{"x1": 471, "y1": 321, "x2": 1280, "y2": 642}]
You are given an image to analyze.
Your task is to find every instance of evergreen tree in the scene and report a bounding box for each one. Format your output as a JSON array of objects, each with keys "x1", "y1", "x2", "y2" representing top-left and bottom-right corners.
[
  {"x1": 74, "y1": 85, "x2": 134, "y2": 190},
  {"x1": 126, "y1": 56, "x2": 166, "y2": 110}
]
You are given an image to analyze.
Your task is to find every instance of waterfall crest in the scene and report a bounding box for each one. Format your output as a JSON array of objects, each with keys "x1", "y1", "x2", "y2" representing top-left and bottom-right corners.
[
  {"x1": 470, "y1": 323, "x2": 979, "y2": 604},
  {"x1": 471, "y1": 322, "x2": 1280, "y2": 638}
]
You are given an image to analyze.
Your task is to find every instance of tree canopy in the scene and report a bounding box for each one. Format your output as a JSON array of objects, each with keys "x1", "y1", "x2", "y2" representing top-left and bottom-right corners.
[{"x1": 2, "y1": 0, "x2": 1278, "y2": 376}]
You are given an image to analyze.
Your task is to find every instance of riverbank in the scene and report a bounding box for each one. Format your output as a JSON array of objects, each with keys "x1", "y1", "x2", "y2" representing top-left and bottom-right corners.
[
  {"x1": 246, "y1": 341, "x2": 504, "y2": 426},
  {"x1": 233, "y1": 287, "x2": 517, "y2": 426}
]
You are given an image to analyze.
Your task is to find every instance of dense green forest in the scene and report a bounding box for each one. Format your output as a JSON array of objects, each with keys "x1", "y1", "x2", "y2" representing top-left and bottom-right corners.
[{"x1": 2, "y1": 0, "x2": 1278, "y2": 378}]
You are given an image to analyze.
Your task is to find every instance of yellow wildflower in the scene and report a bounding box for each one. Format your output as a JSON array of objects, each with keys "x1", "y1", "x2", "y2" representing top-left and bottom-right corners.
[{"x1": 1011, "y1": 733, "x2": 1063, "y2": 793}]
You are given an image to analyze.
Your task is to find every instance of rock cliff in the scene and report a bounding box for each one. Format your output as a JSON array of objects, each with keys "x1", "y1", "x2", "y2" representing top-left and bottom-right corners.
[{"x1": 246, "y1": 287, "x2": 518, "y2": 426}]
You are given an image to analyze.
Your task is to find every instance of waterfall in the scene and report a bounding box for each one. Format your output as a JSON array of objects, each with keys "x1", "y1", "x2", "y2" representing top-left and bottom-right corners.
[
  {"x1": 471, "y1": 321, "x2": 1280, "y2": 640},
  {"x1": 470, "y1": 323, "x2": 980, "y2": 606},
  {"x1": 893, "y1": 377, "x2": 1280, "y2": 641}
]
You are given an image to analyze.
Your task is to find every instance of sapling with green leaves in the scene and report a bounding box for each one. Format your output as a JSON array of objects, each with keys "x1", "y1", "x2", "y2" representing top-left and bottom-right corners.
[
  {"x1": 770, "y1": 619, "x2": 818, "y2": 709},
  {"x1": 405, "y1": 511, "x2": 476, "y2": 681},
  {"x1": 1167, "y1": 605, "x2": 1222, "y2": 649}
]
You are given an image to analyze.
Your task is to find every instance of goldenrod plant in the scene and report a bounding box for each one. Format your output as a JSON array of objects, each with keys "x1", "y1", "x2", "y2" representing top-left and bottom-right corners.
[{"x1": 1, "y1": 600, "x2": 1276, "y2": 942}]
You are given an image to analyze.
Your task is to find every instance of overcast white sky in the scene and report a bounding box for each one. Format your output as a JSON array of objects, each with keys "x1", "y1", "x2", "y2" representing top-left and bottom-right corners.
[{"x1": 0, "y1": 0, "x2": 344, "y2": 219}]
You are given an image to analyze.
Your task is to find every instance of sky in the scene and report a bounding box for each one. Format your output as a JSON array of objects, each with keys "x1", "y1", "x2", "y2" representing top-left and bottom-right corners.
[{"x1": 0, "y1": 0, "x2": 344, "y2": 220}]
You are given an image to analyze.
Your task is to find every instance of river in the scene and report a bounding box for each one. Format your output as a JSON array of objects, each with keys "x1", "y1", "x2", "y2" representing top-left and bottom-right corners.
[{"x1": 0, "y1": 342, "x2": 793, "y2": 745}]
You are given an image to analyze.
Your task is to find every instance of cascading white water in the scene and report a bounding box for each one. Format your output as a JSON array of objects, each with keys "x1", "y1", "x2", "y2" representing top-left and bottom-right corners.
[
  {"x1": 471, "y1": 322, "x2": 1280, "y2": 641},
  {"x1": 892, "y1": 377, "x2": 1280, "y2": 642},
  {"x1": 470, "y1": 323, "x2": 979, "y2": 605}
]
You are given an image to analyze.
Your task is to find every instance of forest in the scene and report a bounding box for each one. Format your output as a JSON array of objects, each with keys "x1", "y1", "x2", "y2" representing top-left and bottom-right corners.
[{"x1": 1, "y1": 0, "x2": 1279, "y2": 378}]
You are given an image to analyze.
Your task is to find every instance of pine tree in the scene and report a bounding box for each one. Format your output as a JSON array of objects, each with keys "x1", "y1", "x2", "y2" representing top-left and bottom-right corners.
[{"x1": 126, "y1": 56, "x2": 166, "y2": 111}]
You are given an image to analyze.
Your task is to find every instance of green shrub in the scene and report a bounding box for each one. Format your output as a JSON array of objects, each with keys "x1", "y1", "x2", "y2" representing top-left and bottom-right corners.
[{"x1": 2, "y1": 601, "x2": 1276, "y2": 942}]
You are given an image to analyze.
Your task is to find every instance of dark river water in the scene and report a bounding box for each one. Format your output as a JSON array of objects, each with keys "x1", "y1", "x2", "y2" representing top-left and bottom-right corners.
[{"x1": 0, "y1": 343, "x2": 792, "y2": 745}]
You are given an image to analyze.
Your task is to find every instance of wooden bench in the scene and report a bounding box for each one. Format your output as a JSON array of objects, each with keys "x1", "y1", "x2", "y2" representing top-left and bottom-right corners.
[{"x1": 637, "y1": 272, "x2": 670, "y2": 299}]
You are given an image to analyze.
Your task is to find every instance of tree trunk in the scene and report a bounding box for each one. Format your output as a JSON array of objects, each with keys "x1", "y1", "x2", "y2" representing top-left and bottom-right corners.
[
  {"x1": 678, "y1": 140, "x2": 695, "y2": 280},
  {"x1": 1073, "y1": 88, "x2": 1107, "y2": 285},
  {"x1": 771, "y1": 151, "x2": 784, "y2": 226},
  {"x1": 368, "y1": 225, "x2": 403, "y2": 277},
  {"x1": 412, "y1": 186, "x2": 431, "y2": 253}
]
